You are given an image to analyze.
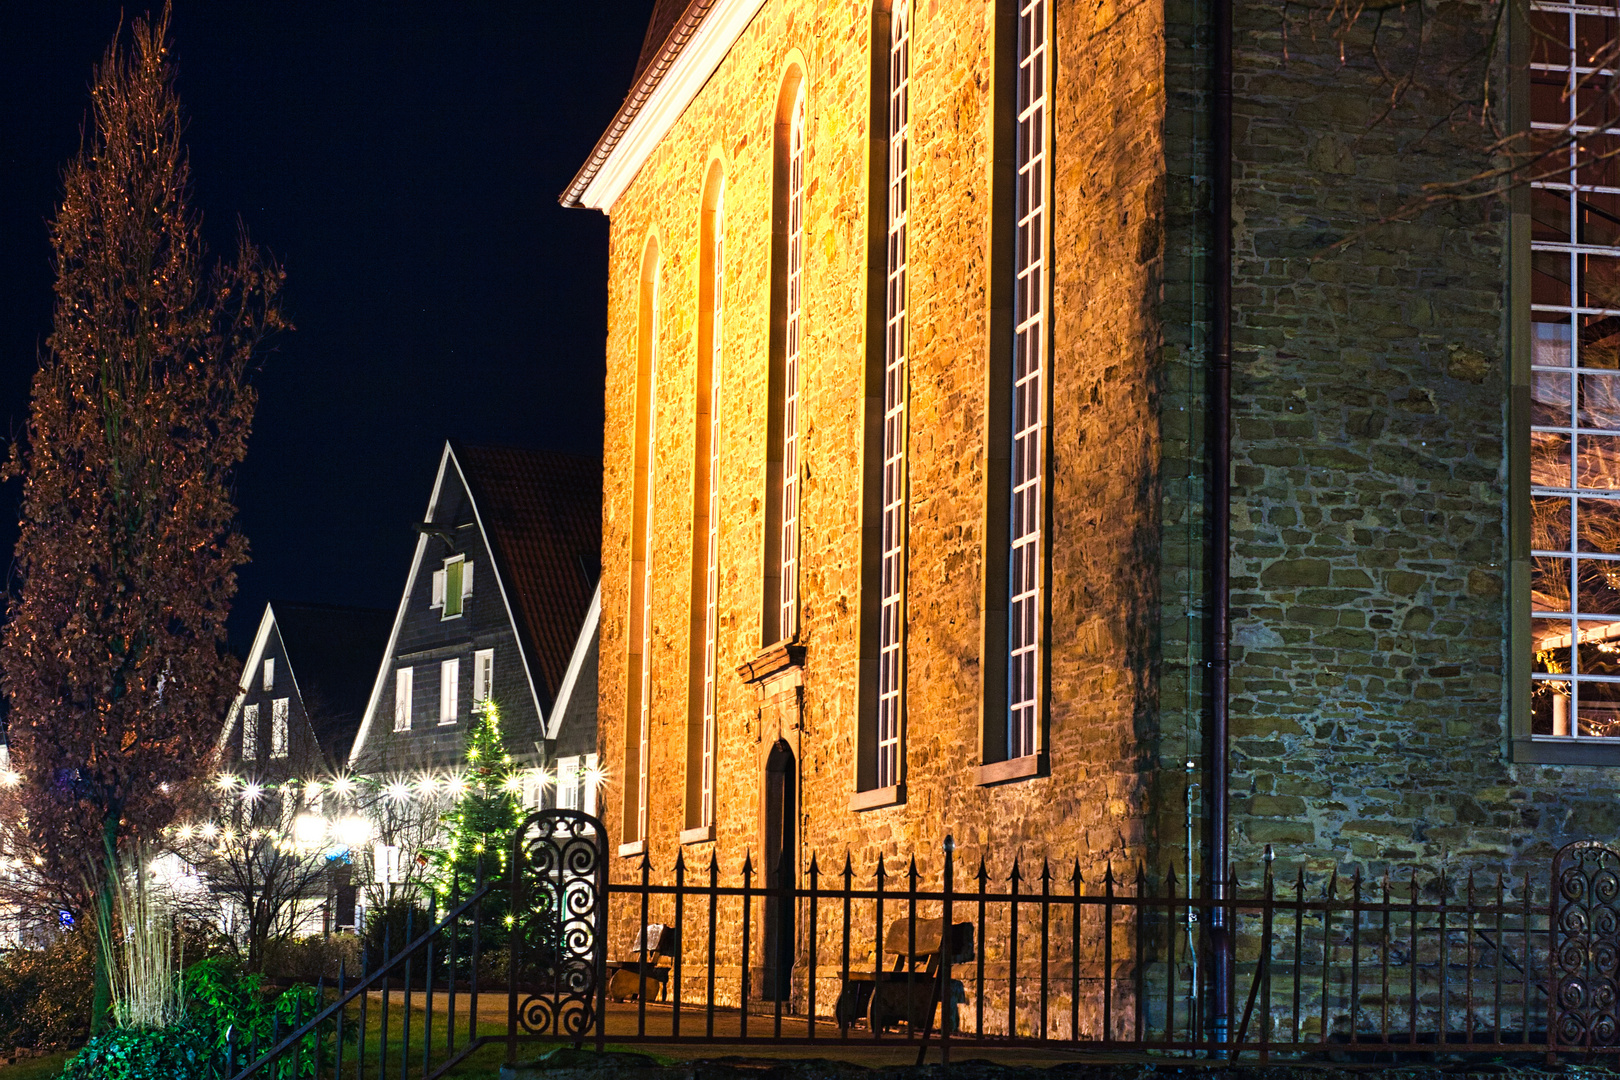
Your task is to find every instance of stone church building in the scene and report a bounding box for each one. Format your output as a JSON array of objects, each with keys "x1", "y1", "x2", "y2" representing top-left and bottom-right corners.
[{"x1": 561, "y1": 0, "x2": 1620, "y2": 897}]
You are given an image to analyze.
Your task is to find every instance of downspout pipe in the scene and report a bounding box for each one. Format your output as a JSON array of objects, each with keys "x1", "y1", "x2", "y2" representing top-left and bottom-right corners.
[{"x1": 1209, "y1": 0, "x2": 1235, "y2": 1053}]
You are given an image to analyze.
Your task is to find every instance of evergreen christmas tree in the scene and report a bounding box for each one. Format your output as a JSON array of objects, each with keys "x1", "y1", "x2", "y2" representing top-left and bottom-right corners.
[{"x1": 429, "y1": 700, "x2": 524, "y2": 915}]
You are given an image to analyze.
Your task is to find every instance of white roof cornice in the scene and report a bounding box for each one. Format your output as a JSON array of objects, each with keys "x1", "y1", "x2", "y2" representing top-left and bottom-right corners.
[{"x1": 564, "y1": 0, "x2": 769, "y2": 213}]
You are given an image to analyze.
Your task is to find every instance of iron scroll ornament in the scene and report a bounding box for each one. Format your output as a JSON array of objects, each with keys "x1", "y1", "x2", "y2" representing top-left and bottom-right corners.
[
  {"x1": 509, "y1": 808, "x2": 607, "y2": 1041},
  {"x1": 1552, "y1": 840, "x2": 1620, "y2": 1051}
]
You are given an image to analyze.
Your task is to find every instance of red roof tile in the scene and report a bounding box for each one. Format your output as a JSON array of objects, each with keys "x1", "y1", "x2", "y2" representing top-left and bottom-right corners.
[{"x1": 454, "y1": 444, "x2": 602, "y2": 707}]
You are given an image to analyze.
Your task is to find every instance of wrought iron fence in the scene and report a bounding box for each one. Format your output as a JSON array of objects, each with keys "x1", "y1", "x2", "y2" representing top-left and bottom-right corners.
[{"x1": 226, "y1": 815, "x2": 1620, "y2": 1080}]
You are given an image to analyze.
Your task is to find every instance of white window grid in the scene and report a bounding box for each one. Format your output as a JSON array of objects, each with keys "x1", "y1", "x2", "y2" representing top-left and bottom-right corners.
[
  {"x1": 779, "y1": 85, "x2": 806, "y2": 641},
  {"x1": 637, "y1": 275, "x2": 660, "y2": 842},
  {"x1": 557, "y1": 756, "x2": 580, "y2": 811},
  {"x1": 394, "y1": 667, "x2": 413, "y2": 732},
  {"x1": 1008, "y1": 0, "x2": 1049, "y2": 760},
  {"x1": 242, "y1": 703, "x2": 259, "y2": 760},
  {"x1": 700, "y1": 187, "x2": 724, "y2": 829},
  {"x1": 473, "y1": 648, "x2": 494, "y2": 705},
  {"x1": 1529, "y1": 2, "x2": 1620, "y2": 740},
  {"x1": 440, "y1": 658, "x2": 460, "y2": 725},
  {"x1": 270, "y1": 698, "x2": 289, "y2": 759},
  {"x1": 877, "y1": 1, "x2": 912, "y2": 791}
]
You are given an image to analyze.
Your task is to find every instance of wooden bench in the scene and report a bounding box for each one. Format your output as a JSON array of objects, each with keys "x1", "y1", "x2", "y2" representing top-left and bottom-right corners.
[
  {"x1": 605, "y1": 923, "x2": 679, "y2": 1002},
  {"x1": 835, "y1": 918, "x2": 974, "y2": 1033}
]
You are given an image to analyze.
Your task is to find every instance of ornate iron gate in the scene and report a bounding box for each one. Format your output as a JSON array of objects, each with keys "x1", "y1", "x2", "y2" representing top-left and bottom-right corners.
[
  {"x1": 508, "y1": 808, "x2": 608, "y2": 1045},
  {"x1": 1552, "y1": 840, "x2": 1620, "y2": 1051}
]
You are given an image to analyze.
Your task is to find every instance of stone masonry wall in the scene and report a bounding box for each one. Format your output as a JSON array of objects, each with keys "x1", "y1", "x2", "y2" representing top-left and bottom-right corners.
[
  {"x1": 1215, "y1": 0, "x2": 1620, "y2": 884},
  {"x1": 592, "y1": 0, "x2": 1171, "y2": 979}
]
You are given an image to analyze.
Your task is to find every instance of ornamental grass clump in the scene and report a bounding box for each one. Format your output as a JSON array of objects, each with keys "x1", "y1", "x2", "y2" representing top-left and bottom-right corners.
[{"x1": 97, "y1": 846, "x2": 178, "y2": 1032}]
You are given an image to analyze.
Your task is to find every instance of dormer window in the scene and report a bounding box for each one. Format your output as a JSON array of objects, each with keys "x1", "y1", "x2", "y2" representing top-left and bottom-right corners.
[{"x1": 431, "y1": 556, "x2": 473, "y2": 619}]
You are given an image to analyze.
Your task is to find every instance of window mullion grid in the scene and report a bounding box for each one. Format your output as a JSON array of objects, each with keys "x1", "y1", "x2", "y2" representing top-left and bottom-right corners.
[
  {"x1": 1529, "y1": 2, "x2": 1620, "y2": 740},
  {"x1": 780, "y1": 93, "x2": 806, "y2": 641},
  {"x1": 701, "y1": 192, "x2": 723, "y2": 829},
  {"x1": 1007, "y1": 0, "x2": 1048, "y2": 761},
  {"x1": 877, "y1": 3, "x2": 911, "y2": 792}
]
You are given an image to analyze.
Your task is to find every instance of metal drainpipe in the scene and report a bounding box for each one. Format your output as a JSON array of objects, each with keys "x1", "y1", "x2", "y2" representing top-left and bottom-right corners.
[{"x1": 1209, "y1": 0, "x2": 1235, "y2": 1054}]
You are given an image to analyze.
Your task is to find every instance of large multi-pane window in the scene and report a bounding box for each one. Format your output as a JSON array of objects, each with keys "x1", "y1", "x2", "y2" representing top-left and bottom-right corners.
[
  {"x1": 1007, "y1": 0, "x2": 1050, "y2": 759},
  {"x1": 702, "y1": 186, "x2": 722, "y2": 826},
  {"x1": 779, "y1": 85, "x2": 807, "y2": 641},
  {"x1": 1530, "y1": 3, "x2": 1620, "y2": 740},
  {"x1": 876, "y1": 0, "x2": 912, "y2": 790}
]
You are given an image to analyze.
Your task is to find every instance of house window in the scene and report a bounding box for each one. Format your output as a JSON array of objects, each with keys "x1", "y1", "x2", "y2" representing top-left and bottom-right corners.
[
  {"x1": 688, "y1": 164, "x2": 724, "y2": 833},
  {"x1": 1528, "y1": 2, "x2": 1620, "y2": 742},
  {"x1": 394, "y1": 667, "x2": 413, "y2": 732},
  {"x1": 521, "y1": 769, "x2": 546, "y2": 811},
  {"x1": 242, "y1": 703, "x2": 259, "y2": 760},
  {"x1": 439, "y1": 658, "x2": 460, "y2": 724},
  {"x1": 763, "y1": 73, "x2": 807, "y2": 646},
  {"x1": 441, "y1": 557, "x2": 467, "y2": 619},
  {"x1": 262, "y1": 658, "x2": 274, "y2": 691},
  {"x1": 585, "y1": 752, "x2": 599, "y2": 816},
  {"x1": 473, "y1": 649, "x2": 494, "y2": 706},
  {"x1": 270, "y1": 698, "x2": 289, "y2": 759},
  {"x1": 375, "y1": 843, "x2": 405, "y2": 885},
  {"x1": 557, "y1": 755, "x2": 580, "y2": 811},
  {"x1": 625, "y1": 237, "x2": 660, "y2": 849},
  {"x1": 876, "y1": 0, "x2": 913, "y2": 792},
  {"x1": 1007, "y1": 0, "x2": 1051, "y2": 762}
]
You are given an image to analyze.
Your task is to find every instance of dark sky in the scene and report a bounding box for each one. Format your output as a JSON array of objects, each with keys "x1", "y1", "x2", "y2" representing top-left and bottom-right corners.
[{"x1": 1, "y1": 2, "x2": 652, "y2": 653}]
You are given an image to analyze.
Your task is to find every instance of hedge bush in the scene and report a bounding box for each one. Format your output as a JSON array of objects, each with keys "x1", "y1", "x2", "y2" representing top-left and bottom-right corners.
[{"x1": 0, "y1": 930, "x2": 94, "y2": 1049}]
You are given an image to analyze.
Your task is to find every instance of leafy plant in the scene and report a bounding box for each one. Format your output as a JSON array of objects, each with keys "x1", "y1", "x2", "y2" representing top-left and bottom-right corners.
[
  {"x1": 0, "y1": 930, "x2": 94, "y2": 1048},
  {"x1": 56, "y1": 1025, "x2": 211, "y2": 1080}
]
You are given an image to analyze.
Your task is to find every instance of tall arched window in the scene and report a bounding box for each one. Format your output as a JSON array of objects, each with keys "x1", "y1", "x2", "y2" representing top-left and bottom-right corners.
[
  {"x1": 764, "y1": 72, "x2": 807, "y2": 645},
  {"x1": 625, "y1": 237, "x2": 660, "y2": 847},
  {"x1": 687, "y1": 164, "x2": 723, "y2": 835},
  {"x1": 876, "y1": 0, "x2": 912, "y2": 790},
  {"x1": 1007, "y1": 0, "x2": 1050, "y2": 761}
]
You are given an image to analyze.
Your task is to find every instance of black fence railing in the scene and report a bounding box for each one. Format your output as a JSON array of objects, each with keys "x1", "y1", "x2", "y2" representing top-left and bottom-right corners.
[{"x1": 227, "y1": 816, "x2": 1620, "y2": 1080}]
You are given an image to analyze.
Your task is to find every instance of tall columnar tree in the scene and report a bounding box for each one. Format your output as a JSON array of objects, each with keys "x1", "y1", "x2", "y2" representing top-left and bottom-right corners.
[{"x1": 0, "y1": 3, "x2": 284, "y2": 1030}]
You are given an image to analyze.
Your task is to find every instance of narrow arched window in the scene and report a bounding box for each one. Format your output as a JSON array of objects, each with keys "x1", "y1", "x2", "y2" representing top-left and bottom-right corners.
[
  {"x1": 687, "y1": 164, "x2": 724, "y2": 836},
  {"x1": 625, "y1": 237, "x2": 660, "y2": 847},
  {"x1": 764, "y1": 73, "x2": 807, "y2": 646},
  {"x1": 1007, "y1": 0, "x2": 1050, "y2": 760}
]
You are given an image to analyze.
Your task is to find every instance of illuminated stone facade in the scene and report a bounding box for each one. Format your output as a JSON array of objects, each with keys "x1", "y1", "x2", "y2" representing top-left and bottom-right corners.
[{"x1": 573, "y1": 0, "x2": 1620, "y2": 910}]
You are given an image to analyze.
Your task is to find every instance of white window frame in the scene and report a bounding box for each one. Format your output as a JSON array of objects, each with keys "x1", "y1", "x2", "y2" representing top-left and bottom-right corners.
[
  {"x1": 431, "y1": 569, "x2": 446, "y2": 608},
  {"x1": 1007, "y1": 0, "x2": 1050, "y2": 762},
  {"x1": 270, "y1": 697, "x2": 289, "y2": 759},
  {"x1": 263, "y1": 658, "x2": 274, "y2": 691},
  {"x1": 779, "y1": 83, "x2": 807, "y2": 641},
  {"x1": 394, "y1": 667, "x2": 413, "y2": 732},
  {"x1": 700, "y1": 184, "x2": 724, "y2": 829},
  {"x1": 473, "y1": 648, "x2": 495, "y2": 706},
  {"x1": 1528, "y1": 1, "x2": 1620, "y2": 745},
  {"x1": 876, "y1": 0, "x2": 913, "y2": 791},
  {"x1": 439, "y1": 658, "x2": 460, "y2": 725},
  {"x1": 557, "y1": 755, "x2": 581, "y2": 811},
  {"x1": 585, "y1": 752, "x2": 600, "y2": 816},
  {"x1": 442, "y1": 556, "x2": 466, "y2": 620},
  {"x1": 242, "y1": 703, "x2": 259, "y2": 760}
]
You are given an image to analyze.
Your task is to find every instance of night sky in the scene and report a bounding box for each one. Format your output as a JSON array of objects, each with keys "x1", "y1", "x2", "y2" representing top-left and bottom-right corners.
[{"x1": 1, "y1": 2, "x2": 652, "y2": 653}]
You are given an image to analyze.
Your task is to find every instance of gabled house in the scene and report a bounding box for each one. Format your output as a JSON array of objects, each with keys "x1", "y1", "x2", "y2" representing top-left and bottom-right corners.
[
  {"x1": 221, "y1": 602, "x2": 392, "y2": 779},
  {"x1": 347, "y1": 442, "x2": 602, "y2": 799}
]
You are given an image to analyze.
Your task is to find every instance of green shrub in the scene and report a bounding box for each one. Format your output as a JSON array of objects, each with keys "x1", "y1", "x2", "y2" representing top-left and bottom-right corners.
[
  {"x1": 181, "y1": 957, "x2": 327, "y2": 1077},
  {"x1": 261, "y1": 934, "x2": 361, "y2": 982},
  {"x1": 56, "y1": 1025, "x2": 212, "y2": 1080},
  {"x1": 0, "y1": 930, "x2": 94, "y2": 1049},
  {"x1": 360, "y1": 898, "x2": 429, "y2": 969}
]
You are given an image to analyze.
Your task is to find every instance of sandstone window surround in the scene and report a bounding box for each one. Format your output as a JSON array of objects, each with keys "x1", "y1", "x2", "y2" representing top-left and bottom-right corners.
[
  {"x1": 855, "y1": 0, "x2": 913, "y2": 812},
  {"x1": 1521, "y1": 0, "x2": 1620, "y2": 765},
  {"x1": 762, "y1": 72, "x2": 807, "y2": 649},
  {"x1": 685, "y1": 163, "x2": 725, "y2": 844},
  {"x1": 623, "y1": 236, "x2": 661, "y2": 856},
  {"x1": 979, "y1": 0, "x2": 1053, "y2": 785}
]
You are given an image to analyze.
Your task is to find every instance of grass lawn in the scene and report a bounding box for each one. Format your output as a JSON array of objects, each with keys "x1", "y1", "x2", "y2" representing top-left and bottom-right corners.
[{"x1": 3, "y1": 1051, "x2": 70, "y2": 1080}]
